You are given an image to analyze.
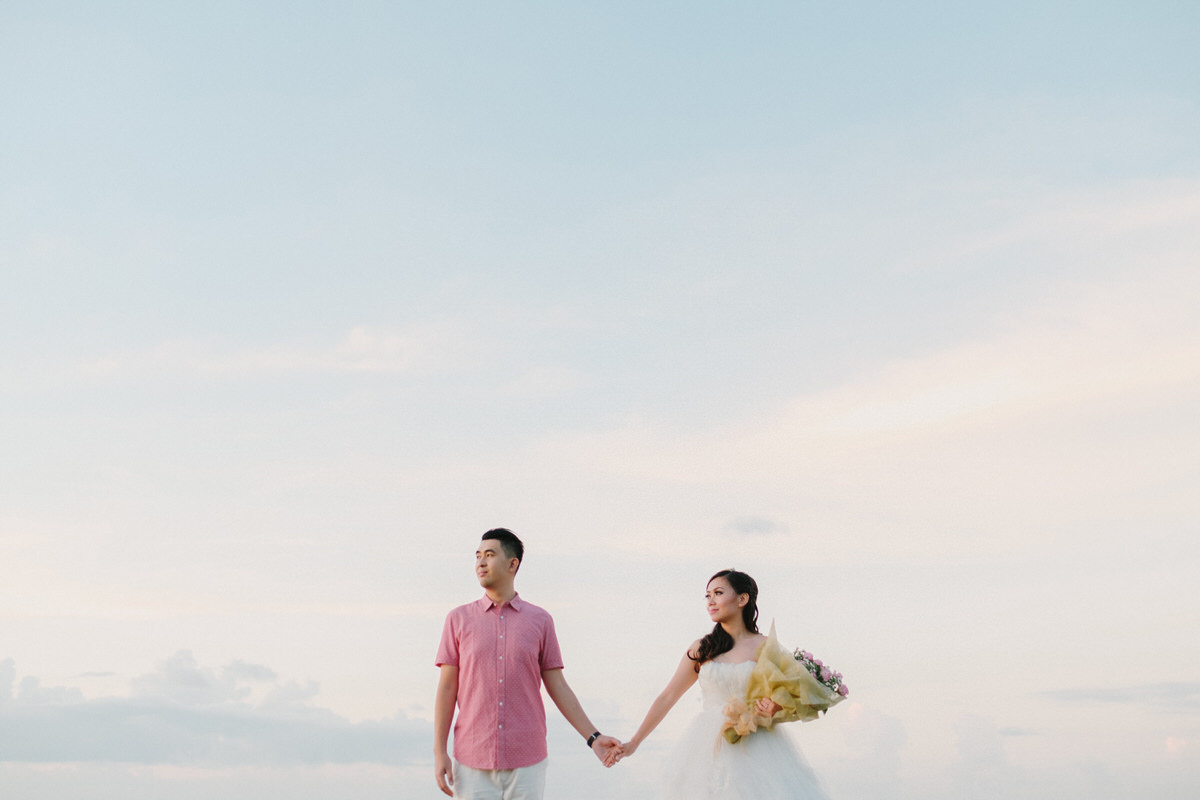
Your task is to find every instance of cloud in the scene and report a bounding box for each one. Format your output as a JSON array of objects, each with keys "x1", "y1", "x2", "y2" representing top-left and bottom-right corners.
[
  {"x1": 945, "y1": 712, "x2": 1035, "y2": 800},
  {"x1": 1040, "y1": 682, "x2": 1200, "y2": 710},
  {"x1": 0, "y1": 654, "x2": 428, "y2": 765},
  {"x1": 516, "y1": 235, "x2": 1200, "y2": 562},
  {"x1": 895, "y1": 179, "x2": 1200, "y2": 276},
  {"x1": 823, "y1": 703, "x2": 907, "y2": 798},
  {"x1": 0, "y1": 762, "x2": 432, "y2": 800},
  {"x1": 765, "y1": 261, "x2": 1200, "y2": 450},
  {"x1": 723, "y1": 516, "x2": 789, "y2": 537},
  {"x1": 128, "y1": 651, "x2": 272, "y2": 706},
  {"x1": 0, "y1": 660, "x2": 15, "y2": 705},
  {"x1": 79, "y1": 322, "x2": 483, "y2": 380},
  {"x1": 952, "y1": 712, "x2": 1006, "y2": 771},
  {"x1": 997, "y1": 726, "x2": 1036, "y2": 736},
  {"x1": 222, "y1": 660, "x2": 278, "y2": 684}
]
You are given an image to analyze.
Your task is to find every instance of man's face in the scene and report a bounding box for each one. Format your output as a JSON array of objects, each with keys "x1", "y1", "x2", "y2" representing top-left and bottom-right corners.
[{"x1": 475, "y1": 539, "x2": 516, "y2": 588}]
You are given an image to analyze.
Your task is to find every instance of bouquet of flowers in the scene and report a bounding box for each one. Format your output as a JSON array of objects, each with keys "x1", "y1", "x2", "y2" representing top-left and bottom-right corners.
[
  {"x1": 793, "y1": 647, "x2": 850, "y2": 698},
  {"x1": 720, "y1": 623, "x2": 848, "y2": 746}
]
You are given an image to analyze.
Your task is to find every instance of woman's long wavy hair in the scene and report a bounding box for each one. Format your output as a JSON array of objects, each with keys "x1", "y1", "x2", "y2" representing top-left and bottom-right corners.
[{"x1": 689, "y1": 569, "x2": 760, "y2": 672}]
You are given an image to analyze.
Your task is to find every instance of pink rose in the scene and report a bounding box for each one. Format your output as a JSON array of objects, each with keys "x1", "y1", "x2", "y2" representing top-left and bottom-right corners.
[
  {"x1": 813, "y1": 659, "x2": 823, "y2": 667},
  {"x1": 819, "y1": 667, "x2": 831, "y2": 681},
  {"x1": 837, "y1": 685, "x2": 849, "y2": 696}
]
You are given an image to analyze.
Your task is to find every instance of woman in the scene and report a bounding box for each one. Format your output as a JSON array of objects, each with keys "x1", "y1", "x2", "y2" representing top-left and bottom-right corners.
[{"x1": 620, "y1": 570, "x2": 831, "y2": 799}]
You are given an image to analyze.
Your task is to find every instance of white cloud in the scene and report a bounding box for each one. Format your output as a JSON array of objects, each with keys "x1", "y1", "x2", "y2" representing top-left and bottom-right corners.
[
  {"x1": 723, "y1": 515, "x2": 790, "y2": 537},
  {"x1": 1040, "y1": 682, "x2": 1200, "y2": 710},
  {"x1": 945, "y1": 712, "x2": 1025, "y2": 800},
  {"x1": 819, "y1": 703, "x2": 907, "y2": 798},
  {"x1": 0, "y1": 763, "x2": 431, "y2": 800},
  {"x1": 773, "y1": 269, "x2": 1199, "y2": 448},
  {"x1": 895, "y1": 178, "x2": 1200, "y2": 273},
  {"x1": 507, "y1": 243, "x2": 1200, "y2": 560},
  {"x1": 0, "y1": 654, "x2": 426, "y2": 765},
  {"x1": 79, "y1": 322, "x2": 485, "y2": 380}
]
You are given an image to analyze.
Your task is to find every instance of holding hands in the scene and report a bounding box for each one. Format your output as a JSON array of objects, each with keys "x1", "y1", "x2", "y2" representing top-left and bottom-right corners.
[
  {"x1": 590, "y1": 734, "x2": 623, "y2": 767},
  {"x1": 608, "y1": 697, "x2": 779, "y2": 768}
]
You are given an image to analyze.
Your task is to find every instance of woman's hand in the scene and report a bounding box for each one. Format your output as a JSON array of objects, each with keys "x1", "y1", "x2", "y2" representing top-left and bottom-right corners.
[
  {"x1": 621, "y1": 740, "x2": 639, "y2": 758},
  {"x1": 592, "y1": 736, "x2": 623, "y2": 767},
  {"x1": 754, "y1": 697, "x2": 782, "y2": 717}
]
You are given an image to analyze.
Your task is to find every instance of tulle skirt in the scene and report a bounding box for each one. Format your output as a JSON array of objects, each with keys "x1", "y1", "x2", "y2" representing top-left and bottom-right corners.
[{"x1": 662, "y1": 707, "x2": 831, "y2": 800}]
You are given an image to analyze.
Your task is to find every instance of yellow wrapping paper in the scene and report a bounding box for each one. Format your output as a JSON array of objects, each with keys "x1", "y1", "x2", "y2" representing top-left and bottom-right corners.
[{"x1": 720, "y1": 622, "x2": 845, "y2": 745}]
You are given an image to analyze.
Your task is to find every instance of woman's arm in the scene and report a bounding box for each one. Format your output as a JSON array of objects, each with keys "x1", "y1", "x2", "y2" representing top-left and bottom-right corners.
[{"x1": 622, "y1": 644, "x2": 701, "y2": 756}]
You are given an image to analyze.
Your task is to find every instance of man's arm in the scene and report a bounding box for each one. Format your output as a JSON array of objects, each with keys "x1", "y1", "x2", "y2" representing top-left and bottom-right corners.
[
  {"x1": 541, "y1": 668, "x2": 622, "y2": 766},
  {"x1": 434, "y1": 665, "x2": 459, "y2": 796}
]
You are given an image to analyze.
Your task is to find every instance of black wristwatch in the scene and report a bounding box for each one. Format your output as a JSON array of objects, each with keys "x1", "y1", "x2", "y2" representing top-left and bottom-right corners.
[{"x1": 587, "y1": 731, "x2": 602, "y2": 748}]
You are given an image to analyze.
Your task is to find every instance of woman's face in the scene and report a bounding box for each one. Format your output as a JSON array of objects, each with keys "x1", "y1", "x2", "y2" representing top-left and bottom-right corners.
[{"x1": 705, "y1": 576, "x2": 746, "y2": 624}]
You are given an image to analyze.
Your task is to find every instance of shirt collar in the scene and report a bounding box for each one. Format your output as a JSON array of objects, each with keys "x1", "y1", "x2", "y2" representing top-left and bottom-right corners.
[{"x1": 478, "y1": 592, "x2": 523, "y2": 612}]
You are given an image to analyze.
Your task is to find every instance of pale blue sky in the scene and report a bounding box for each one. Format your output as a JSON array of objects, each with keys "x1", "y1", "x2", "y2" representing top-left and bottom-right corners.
[{"x1": 3, "y1": 2, "x2": 1199, "y2": 798}]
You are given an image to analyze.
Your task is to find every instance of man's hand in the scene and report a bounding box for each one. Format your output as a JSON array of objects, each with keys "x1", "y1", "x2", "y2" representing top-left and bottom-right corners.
[
  {"x1": 434, "y1": 750, "x2": 454, "y2": 796},
  {"x1": 591, "y1": 735, "x2": 623, "y2": 767},
  {"x1": 433, "y1": 665, "x2": 459, "y2": 796}
]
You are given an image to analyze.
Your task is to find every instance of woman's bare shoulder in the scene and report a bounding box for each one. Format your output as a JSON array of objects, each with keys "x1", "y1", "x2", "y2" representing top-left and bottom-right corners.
[{"x1": 685, "y1": 637, "x2": 704, "y2": 660}]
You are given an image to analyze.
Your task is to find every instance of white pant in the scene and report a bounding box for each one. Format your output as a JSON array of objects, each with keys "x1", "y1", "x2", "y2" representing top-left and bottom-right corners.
[{"x1": 453, "y1": 758, "x2": 548, "y2": 800}]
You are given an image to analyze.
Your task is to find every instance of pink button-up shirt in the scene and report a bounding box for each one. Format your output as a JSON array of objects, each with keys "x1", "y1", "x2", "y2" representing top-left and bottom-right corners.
[{"x1": 436, "y1": 593, "x2": 565, "y2": 770}]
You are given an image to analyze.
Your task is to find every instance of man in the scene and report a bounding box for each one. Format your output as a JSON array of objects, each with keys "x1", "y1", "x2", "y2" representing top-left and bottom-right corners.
[{"x1": 434, "y1": 528, "x2": 622, "y2": 798}]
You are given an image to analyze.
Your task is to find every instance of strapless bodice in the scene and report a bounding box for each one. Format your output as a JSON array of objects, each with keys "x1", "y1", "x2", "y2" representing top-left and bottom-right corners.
[{"x1": 698, "y1": 660, "x2": 755, "y2": 709}]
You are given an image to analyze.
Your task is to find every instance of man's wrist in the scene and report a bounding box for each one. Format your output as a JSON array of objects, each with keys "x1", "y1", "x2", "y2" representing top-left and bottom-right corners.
[{"x1": 586, "y1": 731, "x2": 602, "y2": 748}]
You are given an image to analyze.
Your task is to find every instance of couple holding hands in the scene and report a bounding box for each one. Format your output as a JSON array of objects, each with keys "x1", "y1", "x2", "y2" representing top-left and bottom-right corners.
[{"x1": 434, "y1": 528, "x2": 838, "y2": 799}]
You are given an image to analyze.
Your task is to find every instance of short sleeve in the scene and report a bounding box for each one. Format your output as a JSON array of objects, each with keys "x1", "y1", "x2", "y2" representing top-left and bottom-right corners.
[
  {"x1": 538, "y1": 614, "x2": 565, "y2": 672},
  {"x1": 435, "y1": 611, "x2": 459, "y2": 667}
]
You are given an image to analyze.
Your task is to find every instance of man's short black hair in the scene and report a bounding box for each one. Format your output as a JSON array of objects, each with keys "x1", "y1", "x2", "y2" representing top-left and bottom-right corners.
[{"x1": 482, "y1": 528, "x2": 524, "y2": 563}]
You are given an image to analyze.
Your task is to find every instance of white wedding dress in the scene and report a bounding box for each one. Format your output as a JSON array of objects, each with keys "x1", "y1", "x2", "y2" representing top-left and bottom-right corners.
[{"x1": 663, "y1": 660, "x2": 831, "y2": 800}]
